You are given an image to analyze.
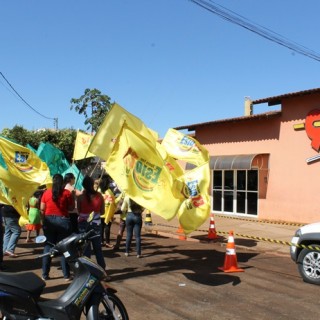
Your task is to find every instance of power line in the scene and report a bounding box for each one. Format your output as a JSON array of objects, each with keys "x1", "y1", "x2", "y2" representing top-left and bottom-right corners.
[
  {"x1": 0, "y1": 71, "x2": 58, "y2": 128},
  {"x1": 189, "y1": 0, "x2": 320, "y2": 62}
]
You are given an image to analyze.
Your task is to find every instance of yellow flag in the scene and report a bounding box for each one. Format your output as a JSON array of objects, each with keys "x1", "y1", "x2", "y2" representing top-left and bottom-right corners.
[
  {"x1": 177, "y1": 162, "x2": 211, "y2": 234},
  {"x1": 161, "y1": 128, "x2": 209, "y2": 166},
  {"x1": 0, "y1": 166, "x2": 47, "y2": 219},
  {"x1": 105, "y1": 123, "x2": 183, "y2": 220},
  {"x1": 160, "y1": 130, "x2": 211, "y2": 232},
  {"x1": 0, "y1": 136, "x2": 51, "y2": 218},
  {"x1": 89, "y1": 103, "x2": 211, "y2": 233},
  {"x1": 89, "y1": 103, "x2": 158, "y2": 161},
  {"x1": 73, "y1": 131, "x2": 96, "y2": 160}
]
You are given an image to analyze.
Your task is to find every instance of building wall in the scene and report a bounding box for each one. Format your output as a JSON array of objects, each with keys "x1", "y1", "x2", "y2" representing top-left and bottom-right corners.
[{"x1": 195, "y1": 93, "x2": 320, "y2": 224}]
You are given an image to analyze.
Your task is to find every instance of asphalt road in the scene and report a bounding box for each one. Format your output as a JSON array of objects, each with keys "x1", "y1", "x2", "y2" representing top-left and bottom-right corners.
[{"x1": 4, "y1": 230, "x2": 319, "y2": 320}]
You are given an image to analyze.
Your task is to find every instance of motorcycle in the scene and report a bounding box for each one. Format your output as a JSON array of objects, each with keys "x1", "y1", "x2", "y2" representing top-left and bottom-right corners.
[{"x1": 0, "y1": 229, "x2": 129, "y2": 320}]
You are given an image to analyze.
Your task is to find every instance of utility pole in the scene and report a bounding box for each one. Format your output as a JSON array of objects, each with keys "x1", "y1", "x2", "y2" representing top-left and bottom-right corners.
[{"x1": 54, "y1": 118, "x2": 58, "y2": 130}]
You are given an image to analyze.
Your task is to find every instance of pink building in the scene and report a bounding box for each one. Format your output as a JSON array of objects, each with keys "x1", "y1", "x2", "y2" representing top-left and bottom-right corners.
[{"x1": 175, "y1": 88, "x2": 320, "y2": 224}]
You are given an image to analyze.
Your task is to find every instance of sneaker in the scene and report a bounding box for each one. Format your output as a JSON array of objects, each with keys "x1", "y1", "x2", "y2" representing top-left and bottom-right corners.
[
  {"x1": 41, "y1": 275, "x2": 50, "y2": 281},
  {"x1": 64, "y1": 276, "x2": 73, "y2": 282},
  {"x1": 137, "y1": 255, "x2": 141, "y2": 258},
  {"x1": 124, "y1": 252, "x2": 129, "y2": 257}
]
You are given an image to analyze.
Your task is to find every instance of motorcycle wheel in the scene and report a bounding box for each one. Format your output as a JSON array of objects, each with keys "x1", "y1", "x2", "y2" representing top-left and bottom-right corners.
[{"x1": 86, "y1": 292, "x2": 129, "y2": 320}]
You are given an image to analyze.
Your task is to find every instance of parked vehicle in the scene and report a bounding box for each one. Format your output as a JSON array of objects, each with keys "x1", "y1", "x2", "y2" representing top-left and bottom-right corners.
[
  {"x1": 0, "y1": 230, "x2": 129, "y2": 319},
  {"x1": 290, "y1": 222, "x2": 320, "y2": 285}
]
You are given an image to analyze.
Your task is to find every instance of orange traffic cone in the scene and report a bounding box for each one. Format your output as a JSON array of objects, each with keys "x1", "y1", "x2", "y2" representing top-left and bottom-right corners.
[
  {"x1": 207, "y1": 213, "x2": 220, "y2": 240},
  {"x1": 176, "y1": 224, "x2": 187, "y2": 240},
  {"x1": 218, "y1": 231, "x2": 244, "y2": 273}
]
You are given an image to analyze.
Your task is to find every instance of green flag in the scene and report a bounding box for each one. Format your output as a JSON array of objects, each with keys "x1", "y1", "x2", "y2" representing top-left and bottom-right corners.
[{"x1": 36, "y1": 142, "x2": 70, "y2": 175}]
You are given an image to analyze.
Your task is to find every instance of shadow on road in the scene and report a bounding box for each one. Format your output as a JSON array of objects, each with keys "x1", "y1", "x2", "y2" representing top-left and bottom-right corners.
[
  {"x1": 1, "y1": 232, "x2": 259, "y2": 295},
  {"x1": 109, "y1": 234, "x2": 258, "y2": 287}
]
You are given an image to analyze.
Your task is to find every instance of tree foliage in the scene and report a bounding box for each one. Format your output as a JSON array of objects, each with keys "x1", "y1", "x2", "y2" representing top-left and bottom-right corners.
[
  {"x1": 70, "y1": 88, "x2": 112, "y2": 132},
  {"x1": 1, "y1": 126, "x2": 33, "y2": 147},
  {"x1": 0, "y1": 126, "x2": 77, "y2": 163}
]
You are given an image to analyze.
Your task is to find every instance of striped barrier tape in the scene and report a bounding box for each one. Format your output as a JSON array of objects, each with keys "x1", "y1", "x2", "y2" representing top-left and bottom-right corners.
[
  {"x1": 151, "y1": 223, "x2": 320, "y2": 251},
  {"x1": 229, "y1": 231, "x2": 320, "y2": 251},
  {"x1": 214, "y1": 214, "x2": 306, "y2": 227}
]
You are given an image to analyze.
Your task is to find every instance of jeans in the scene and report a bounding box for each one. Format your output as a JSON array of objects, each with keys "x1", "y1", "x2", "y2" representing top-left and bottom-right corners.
[
  {"x1": 125, "y1": 212, "x2": 142, "y2": 256},
  {"x1": 78, "y1": 221, "x2": 106, "y2": 270},
  {"x1": 101, "y1": 219, "x2": 112, "y2": 244},
  {"x1": 3, "y1": 216, "x2": 21, "y2": 254},
  {"x1": 69, "y1": 212, "x2": 79, "y2": 234},
  {"x1": 42, "y1": 215, "x2": 71, "y2": 279}
]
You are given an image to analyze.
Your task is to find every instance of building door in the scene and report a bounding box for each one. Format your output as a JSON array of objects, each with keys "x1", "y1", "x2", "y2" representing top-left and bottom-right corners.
[{"x1": 212, "y1": 169, "x2": 258, "y2": 216}]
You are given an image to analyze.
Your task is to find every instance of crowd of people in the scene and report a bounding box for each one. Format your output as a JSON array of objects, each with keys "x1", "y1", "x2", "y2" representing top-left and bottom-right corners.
[{"x1": 0, "y1": 172, "x2": 146, "y2": 280}]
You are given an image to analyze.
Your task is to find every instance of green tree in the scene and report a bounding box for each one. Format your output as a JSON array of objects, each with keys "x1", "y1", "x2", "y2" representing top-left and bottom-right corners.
[
  {"x1": 0, "y1": 127, "x2": 77, "y2": 164},
  {"x1": 70, "y1": 88, "x2": 112, "y2": 133},
  {"x1": 1, "y1": 125, "x2": 33, "y2": 146}
]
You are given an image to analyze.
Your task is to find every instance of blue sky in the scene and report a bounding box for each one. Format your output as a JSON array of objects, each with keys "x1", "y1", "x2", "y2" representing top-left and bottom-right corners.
[{"x1": 1, "y1": 0, "x2": 319, "y2": 138}]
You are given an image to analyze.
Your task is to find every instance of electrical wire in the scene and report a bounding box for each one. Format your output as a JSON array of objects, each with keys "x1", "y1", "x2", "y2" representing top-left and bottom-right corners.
[
  {"x1": 0, "y1": 71, "x2": 56, "y2": 120},
  {"x1": 189, "y1": 0, "x2": 320, "y2": 62}
]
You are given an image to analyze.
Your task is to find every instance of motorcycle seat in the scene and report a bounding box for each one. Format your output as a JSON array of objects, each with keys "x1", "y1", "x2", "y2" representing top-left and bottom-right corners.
[{"x1": 0, "y1": 271, "x2": 46, "y2": 298}]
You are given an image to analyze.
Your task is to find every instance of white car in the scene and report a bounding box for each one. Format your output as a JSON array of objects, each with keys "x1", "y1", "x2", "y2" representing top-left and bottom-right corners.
[{"x1": 290, "y1": 222, "x2": 320, "y2": 285}]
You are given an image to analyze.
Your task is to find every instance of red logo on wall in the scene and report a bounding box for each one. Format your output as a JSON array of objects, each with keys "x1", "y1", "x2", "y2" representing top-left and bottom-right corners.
[
  {"x1": 305, "y1": 109, "x2": 320, "y2": 151},
  {"x1": 294, "y1": 109, "x2": 320, "y2": 163}
]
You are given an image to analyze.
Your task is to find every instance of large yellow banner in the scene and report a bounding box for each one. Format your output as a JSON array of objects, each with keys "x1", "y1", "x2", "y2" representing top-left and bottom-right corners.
[
  {"x1": 105, "y1": 123, "x2": 183, "y2": 220},
  {"x1": 89, "y1": 103, "x2": 211, "y2": 233}
]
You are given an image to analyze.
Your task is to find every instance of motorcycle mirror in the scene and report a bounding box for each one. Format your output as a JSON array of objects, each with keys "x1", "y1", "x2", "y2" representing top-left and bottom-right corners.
[{"x1": 35, "y1": 235, "x2": 47, "y2": 244}]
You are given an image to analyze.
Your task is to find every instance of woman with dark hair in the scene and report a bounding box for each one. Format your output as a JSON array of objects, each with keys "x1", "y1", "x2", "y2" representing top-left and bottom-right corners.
[
  {"x1": 63, "y1": 172, "x2": 81, "y2": 233},
  {"x1": 40, "y1": 174, "x2": 74, "y2": 281},
  {"x1": 77, "y1": 175, "x2": 108, "y2": 277}
]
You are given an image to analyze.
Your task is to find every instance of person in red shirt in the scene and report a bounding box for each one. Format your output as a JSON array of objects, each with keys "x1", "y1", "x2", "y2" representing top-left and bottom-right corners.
[
  {"x1": 77, "y1": 175, "x2": 108, "y2": 277},
  {"x1": 40, "y1": 173, "x2": 74, "y2": 281}
]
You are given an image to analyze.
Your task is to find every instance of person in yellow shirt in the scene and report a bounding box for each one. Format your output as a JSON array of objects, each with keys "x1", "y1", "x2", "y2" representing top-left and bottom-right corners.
[{"x1": 99, "y1": 174, "x2": 122, "y2": 249}]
